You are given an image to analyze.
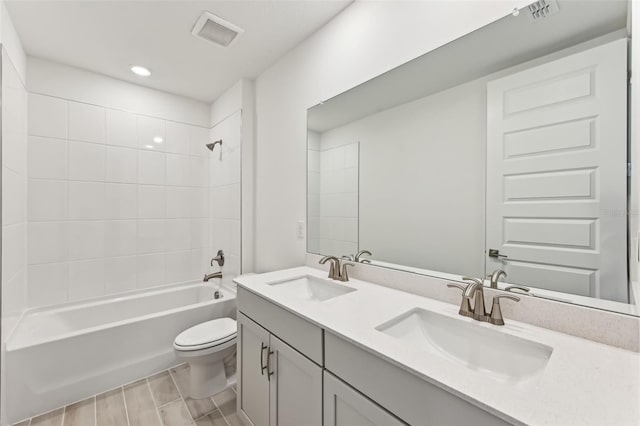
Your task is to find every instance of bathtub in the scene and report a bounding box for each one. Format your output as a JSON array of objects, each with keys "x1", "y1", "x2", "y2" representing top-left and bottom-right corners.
[{"x1": 5, "y1": 282, "x2": 236, "y2": 423}]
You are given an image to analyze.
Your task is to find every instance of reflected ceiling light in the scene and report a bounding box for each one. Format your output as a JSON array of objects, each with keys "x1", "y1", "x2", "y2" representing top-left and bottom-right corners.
[
  {"x1": 145, "y1": 144, "x2": 155, "y2": 149},
  {"x1": 130, "y1": 65, "x2": 151, "y2": 77},
  {"x1": 153, "y1": 136, "x2": 164, "y2": 143}
]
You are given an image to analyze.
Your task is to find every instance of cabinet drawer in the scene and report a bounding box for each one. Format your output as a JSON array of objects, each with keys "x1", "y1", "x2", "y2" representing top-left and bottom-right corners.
[
  {"x1": 325, "y1": 332, "x2": 512, "y2": 426},
  {"x1": 237, "y1": 287, "x2": 323, "y2": 365}
]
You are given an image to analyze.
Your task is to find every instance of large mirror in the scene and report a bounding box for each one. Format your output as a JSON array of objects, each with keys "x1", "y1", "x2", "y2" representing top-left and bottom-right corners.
[{"x1": 307, "y1": 0, "x2": 639, "y2": 315}]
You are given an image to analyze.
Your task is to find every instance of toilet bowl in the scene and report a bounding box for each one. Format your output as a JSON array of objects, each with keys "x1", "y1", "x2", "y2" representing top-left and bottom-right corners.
[{"x1": 174, "y1": 317, "x2": 237, "y2": 399}]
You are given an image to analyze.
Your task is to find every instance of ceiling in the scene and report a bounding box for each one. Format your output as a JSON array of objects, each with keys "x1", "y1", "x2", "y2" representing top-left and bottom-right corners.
[
  {"x1": 6, "y1": 0, "x2": 352, "y2": 103},
  {"x1": 308, "y1": 0, "x2": 628, "y2": 133}
]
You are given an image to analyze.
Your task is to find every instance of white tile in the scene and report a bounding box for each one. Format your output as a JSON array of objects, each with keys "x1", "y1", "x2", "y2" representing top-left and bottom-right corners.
[
  {"x1": 230, "y1": 219, "x2": 241, "y2": 256},
  {"x1": 138, "y1": 186, "x2": 166, "y2": 219},
  {"x1": 137, "y1": 253, "x2": 166, "y2": 288},
  {"x1": 165, "y1": 121, "x2": 190, "y2": 155},
  {"x1": 28, "y1": 179, "x2": 67, "y2": 221},
  {"x1": 105, "y1": 256, "x2": 137, "y2": 294},
  {"x1": 69, "y1": 102, "x2": 106, "y2": 143},
  {"x1": 28, "y1": 136, "x2": 67, "y2": 179},
  {"x1": 190, "y1": 249, "x2": 208, "y2": 280},
  {"x1": 27, "y1": 263, "x2": 68, "y2": 307},
  {"x1": 68, "y1": 221, "x2": 105, "y2": 260},
  {"x1": 3, "y1": 168, "x2": 25, "y2": 226},
  {"x1": 210, "y1": 219, "x2": 231, "y2": 253},
  {"x1": 190, "y1": 157, "x2": 208, "y2": 187},
  {"x1": 28, "y1": 222, "x2": 68, "y2": 264},
  {"x1": 193, "y1": 188, "x2": 208, "y2": 218},
  {"x1": 138, "y1": 149, "x2": 165, "y2": 185},
  {"x1": 166, "y1": 219, "x2": 191, "y2": 251},
  {"x1": 68, "y1": 181, "x2": 106, "y2": 220},
  {"x1": 166, "y1": 187, "x2": 193, "y2": 218},
  {"x1": 138, "y1": 115, "x2": 165, "y2": 151},
  {"x1": 137, "y1": 219, "x2": 166, "y2": 254},
  {"x1": 106, "y1": 146, "x2": 137, "y2": 183},
  {"x1": 28, "y1": 93, "x2": 67, "y2": 139},
  {"x1": 105, "y1": 183, "x2": 137, "y2": 219},
  {"x1": 166, "y1": 154, "x2": 191, "y2": 186},
  {"x1": 3, "y1": 269, "x2": 26, "y2": 316},
  {"x1": 165, "y1": 250, "x2": 192, "y2": 284},
  {"x1": 2, "y1": 223, "x2": 25, "y2": 280},
  {"x1": 104, "y1": 220, "x2": 137, "y2": 257},
  {"x1": 106, "y1": 109, "x2": 137, "y2": 148},
  {"x1": 69, "y1": 141, "x2": 106, "y2": 181},
  {"x1": 68, "y1": 259, "x2": 105, "y2": 300},
  {"x1": 190, "y1": 219, "x2": 208, "y2": 249},
  {"x1": 189, "y1": 126, "x2": 210, "y2": 157}
]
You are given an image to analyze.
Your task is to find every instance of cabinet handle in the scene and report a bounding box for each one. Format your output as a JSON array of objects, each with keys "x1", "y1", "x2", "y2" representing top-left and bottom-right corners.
[
  {"x1": 266, "y1": 348, "x2": 274, "y2": 381},
  {"x1": 260, "y1": 343, "x2": 268, "y2": 375}
]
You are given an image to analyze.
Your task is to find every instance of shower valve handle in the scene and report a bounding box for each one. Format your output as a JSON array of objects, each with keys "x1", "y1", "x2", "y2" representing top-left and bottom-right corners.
[{"x1": 211, "y1": 250, "x2": 225, "y2": 267}]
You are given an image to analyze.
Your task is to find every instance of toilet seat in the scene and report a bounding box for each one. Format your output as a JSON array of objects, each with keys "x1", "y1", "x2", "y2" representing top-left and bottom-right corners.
[{"x1": 174, "y1": 318, "x2": 237, "y2": 352}]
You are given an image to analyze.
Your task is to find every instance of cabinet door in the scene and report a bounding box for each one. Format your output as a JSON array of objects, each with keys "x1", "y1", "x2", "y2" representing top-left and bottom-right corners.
[
  {"x1": 324, "y1": 372, "x2": 406, "y2": 426},
  {"x1": 238, "y1": 313, "x2": 271, "y2": 426},
  {"x1": 268, "y1": 335, "x2": 322, "y2": 426}
]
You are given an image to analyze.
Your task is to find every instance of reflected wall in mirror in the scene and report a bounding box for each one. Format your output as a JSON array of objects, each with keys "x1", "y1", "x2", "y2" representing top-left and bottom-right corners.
[{"x1": 307, "y1": 0, "x2": 638, "y2": 316}]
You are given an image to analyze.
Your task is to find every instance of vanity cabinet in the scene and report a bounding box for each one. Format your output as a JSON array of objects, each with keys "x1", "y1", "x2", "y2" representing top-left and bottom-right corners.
[
  {"x1": 324, "y1": 371, "x2": 406, "y2": 426},
  {"x1": 237, "y1": 286, "x2": 510, "y2": 426},
  {"x1": 237, "y1": 311, "x2": 322, "y2": 426}
]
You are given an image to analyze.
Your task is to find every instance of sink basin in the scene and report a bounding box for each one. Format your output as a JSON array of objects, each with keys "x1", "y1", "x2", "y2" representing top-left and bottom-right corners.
[
  {"x1": 267, "y1": 275, "x2": 356, "y2": 302},
  {"x1": 376, "y1": 308, "x2": 552, "y2": 382}
]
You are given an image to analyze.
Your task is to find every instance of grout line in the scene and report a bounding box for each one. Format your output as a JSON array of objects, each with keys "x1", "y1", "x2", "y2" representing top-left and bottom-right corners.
[
  {"x1": 144, "y1": 378, "x2": 165, "y2": 426},
  {"x1": 165, "y1": 367, "x2": 198, "y2": 426},
  {"x1": 60, "y1": 405, "x2": 66, "y2": 426},
  {"x1": 120, "y1": 386, "x2": 132, "y2": 426},
  {"x1": 93, "y1": 395, "x2": 97, "y2": 426},
  {"x1": 209, "y1": 395, "x2": 230, "y2": 426}
]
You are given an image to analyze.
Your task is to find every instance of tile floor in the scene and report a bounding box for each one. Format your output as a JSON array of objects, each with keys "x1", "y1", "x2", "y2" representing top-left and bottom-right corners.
[{"x1": 13, "y1": 364, "x2": 241, "y2": 426}]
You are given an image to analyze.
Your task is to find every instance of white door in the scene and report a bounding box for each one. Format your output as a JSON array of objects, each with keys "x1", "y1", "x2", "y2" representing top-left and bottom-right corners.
[
  {"x1": 269, "y1": 335, "x2": 322, "y2": 426},
  {"x1": 238, "y1": 313, "x2": 271, "y2": 426},
  {"x1": 486, "y1": 39, "x2": 628, "y2": 302},
  {"x1": 323, "y1": 371, "x2": 406, "y2": 426}
]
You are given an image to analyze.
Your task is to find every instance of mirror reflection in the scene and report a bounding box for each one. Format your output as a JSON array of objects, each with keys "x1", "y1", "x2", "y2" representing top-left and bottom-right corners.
[{"x1": 307, "y1": 0, "x2": 637, "y2": 315}]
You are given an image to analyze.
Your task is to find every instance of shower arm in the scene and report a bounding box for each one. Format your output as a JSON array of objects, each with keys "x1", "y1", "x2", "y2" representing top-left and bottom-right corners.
[{"x1": 206, "y1": 139, "x2": 223, "y2": 152}]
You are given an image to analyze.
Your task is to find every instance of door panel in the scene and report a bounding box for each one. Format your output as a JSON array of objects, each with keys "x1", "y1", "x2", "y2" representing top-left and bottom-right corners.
[
  {"x1": 323, "y1": 371, "x2": 406, "y2": 426},
  {"x1": 486, "y1": 38, "x2": 628, "y2": 302},
  {"x1": 238, "y1": 313, "x2": 270, "y2": 426},
  {"x1": 269, "y1": 335, "x2": 322, "y2": 426}
]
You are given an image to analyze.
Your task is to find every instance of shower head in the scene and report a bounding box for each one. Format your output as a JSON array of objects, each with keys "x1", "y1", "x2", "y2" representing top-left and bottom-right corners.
[{"x1": 207, "y1": 139, "x2": 223, "y2": 151}]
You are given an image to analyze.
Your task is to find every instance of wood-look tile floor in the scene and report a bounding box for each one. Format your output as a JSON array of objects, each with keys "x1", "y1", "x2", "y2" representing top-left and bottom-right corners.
[{"x1": 13, "y1": 364, "x2": 241, "y2": 426}]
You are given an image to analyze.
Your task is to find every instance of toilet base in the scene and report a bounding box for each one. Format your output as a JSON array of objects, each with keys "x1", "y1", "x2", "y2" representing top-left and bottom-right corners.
[{"x1": 189, "y1": 358, "x2": 228, "y2": 399}]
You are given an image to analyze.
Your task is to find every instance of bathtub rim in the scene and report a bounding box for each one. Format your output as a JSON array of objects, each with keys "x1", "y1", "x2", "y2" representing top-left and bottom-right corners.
[{"x1": 6, "y1": 280, "x2": 237, "y2": 352}]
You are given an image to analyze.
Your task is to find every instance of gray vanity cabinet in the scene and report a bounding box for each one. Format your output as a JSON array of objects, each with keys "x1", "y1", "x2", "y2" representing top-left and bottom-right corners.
[
  {"x1": 237, "y1": 289, "x2": 323, "y2": 426},
  {"x1": 324, "y1": 371, "x2": 407, "y2": 426}
]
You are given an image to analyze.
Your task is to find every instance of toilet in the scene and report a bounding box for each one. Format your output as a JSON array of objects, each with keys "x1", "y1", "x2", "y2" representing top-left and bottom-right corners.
[{"x1": 174, "y1": 318, "x2": 237, "y2": 399}]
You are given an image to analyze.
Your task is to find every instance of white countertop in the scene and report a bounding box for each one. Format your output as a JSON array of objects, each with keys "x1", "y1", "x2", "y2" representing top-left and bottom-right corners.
[{"x1": 235, "y1": 266, "x2": 640, "y2": 426}]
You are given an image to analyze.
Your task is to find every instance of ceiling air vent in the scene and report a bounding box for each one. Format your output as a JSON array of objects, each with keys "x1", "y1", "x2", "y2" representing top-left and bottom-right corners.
[
  {"x1": 526, "y1": 0, "x2": 560, "y2": 22},
  {"x1": 192, "y1": 12, "x2": 244, "y2": 47}
]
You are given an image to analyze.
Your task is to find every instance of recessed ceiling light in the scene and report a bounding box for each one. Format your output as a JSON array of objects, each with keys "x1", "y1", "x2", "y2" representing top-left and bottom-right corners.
[{"x1": 130, "y1": 65, "x2": 151, "y2": 77}]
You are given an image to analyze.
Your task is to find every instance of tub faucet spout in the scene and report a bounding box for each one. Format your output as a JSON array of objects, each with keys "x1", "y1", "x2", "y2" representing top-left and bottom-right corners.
[{"x1": 203, "y1": 271, "x2": 223, "y2": 282}]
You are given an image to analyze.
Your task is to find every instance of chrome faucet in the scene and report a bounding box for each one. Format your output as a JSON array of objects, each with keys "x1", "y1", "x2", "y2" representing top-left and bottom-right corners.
[
  {"x1": 488, "y1": 269, "x2": 507, "y2": 289},
  {"x1": 354, "y1": 250, "x2": 372, "y2": 263},
  {"x1": 203, "y1": 271, "x2": 223, "y2": 282},
  {"x1": 319, "y1": 256, "x2": 354, "y2": 282},
  {"x1": 448, "y1": 277, "x2": 520, "y2": 325}
]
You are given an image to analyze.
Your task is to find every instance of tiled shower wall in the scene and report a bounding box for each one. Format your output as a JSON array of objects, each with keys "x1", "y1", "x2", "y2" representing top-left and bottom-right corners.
[
  {"x1": 26, "y1": 93, "x2": 213, "y2": 307},
  {"x1": 307, "y1": 136, "x2": 359, "y2": 258},
  {"x1": 2, "y1": 50, "x2": 28, "y2": 329},
  {"x1": 208, "y1": 111, "x2": 242, "y2": 287}
]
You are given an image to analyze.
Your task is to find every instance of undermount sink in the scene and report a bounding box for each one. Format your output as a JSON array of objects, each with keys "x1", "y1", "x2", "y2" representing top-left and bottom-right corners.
[
  {"x1": 267, "y1": 275, "x2": 356, "y2": 302},
  {"x1": 376, "y1": 308, "x2": 552, "y2": 382}
]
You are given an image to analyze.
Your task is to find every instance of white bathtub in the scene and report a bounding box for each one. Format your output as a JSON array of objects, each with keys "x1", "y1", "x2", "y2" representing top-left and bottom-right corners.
[{"x1": 5, "y1": 282, "x2": 236, "y2": 423}]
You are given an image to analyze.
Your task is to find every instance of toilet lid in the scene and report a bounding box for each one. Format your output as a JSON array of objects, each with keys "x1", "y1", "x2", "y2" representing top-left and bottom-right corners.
[{"x1": 174, "y1": 318, "x2": 237, "y2": 349}]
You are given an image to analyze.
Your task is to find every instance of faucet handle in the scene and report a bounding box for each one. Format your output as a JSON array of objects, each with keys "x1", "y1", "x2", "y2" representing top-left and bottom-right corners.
[
  {"x1": 447, "y1": 283, "x2": 473, "y2": 317},
  {"x1": 462, "y1": 277, "x2": 484, "y2": 287},
  {"x1": 506, "y1": 285, "x2": 530, "y2": 294},
  {"x1": 340, "y1": 262, "x2": 355, "y2": 282},
  {"x1": 488, "y1": 294, "x2": 520, "y2": 326}
]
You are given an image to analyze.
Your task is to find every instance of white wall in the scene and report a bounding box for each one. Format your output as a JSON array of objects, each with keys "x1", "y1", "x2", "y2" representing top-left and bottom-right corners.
[
  {"x1": 25, "y1": 58, "x2": 213, "y2": 307},
  {"x1": 317, "y1": 78, "x2": 486, "y2": 277},
  {"x1": 254, "y1": 0, "x2": 530, "y2": 272}
]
